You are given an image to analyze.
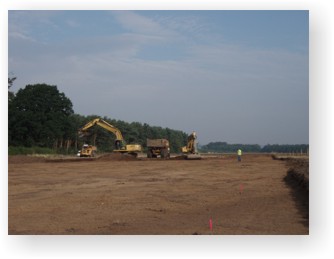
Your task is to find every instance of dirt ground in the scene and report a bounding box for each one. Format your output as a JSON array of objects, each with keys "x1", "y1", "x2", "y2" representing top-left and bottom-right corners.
[{"x1": 8, "y1": 154, "x2": 309, "y2": 235}]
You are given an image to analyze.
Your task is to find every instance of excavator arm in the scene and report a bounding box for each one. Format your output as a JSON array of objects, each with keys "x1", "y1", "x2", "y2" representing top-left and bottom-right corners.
[
  {"x1": 181, "y1": 131, "x2": 197, "y2": 154},
  {"x1": 78, "y1": 118, "x2": 124, "y2": 141},
  {"x1": 78, "y1": 117, "x2": 142, "y2": 155},
  {"x1": 78, "y1": 118, "x2": 126, "y2": 150}
]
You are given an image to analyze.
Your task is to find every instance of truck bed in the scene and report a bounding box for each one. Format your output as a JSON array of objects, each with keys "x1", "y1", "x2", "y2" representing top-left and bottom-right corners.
[{"x1": 146, "y1": 139, "x2": 169, "y2": 147}]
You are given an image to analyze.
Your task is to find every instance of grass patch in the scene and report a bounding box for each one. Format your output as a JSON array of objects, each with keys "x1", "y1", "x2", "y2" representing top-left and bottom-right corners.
[{"x1": 8, "y1": 146, "x2": 57, "y2": 156}]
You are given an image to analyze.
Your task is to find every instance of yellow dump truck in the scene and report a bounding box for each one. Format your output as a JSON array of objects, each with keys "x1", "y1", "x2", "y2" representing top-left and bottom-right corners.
[
  {"x1": 147, "y1": 139, "x2": 170, "y2": 159},
  {"x1": 78, "y1": 144, "x2": 97, "y2": 157}
]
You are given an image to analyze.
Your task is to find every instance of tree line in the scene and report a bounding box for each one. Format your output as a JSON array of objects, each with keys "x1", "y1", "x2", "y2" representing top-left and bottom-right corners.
[
  {"x1": 8, "y1": 81, "x2": 187, "y2": 154},
  {"x1": 200, "y1": 142, "x2": 262, "y2": 153},
  {"x1": 8, "y1": 80, "x2": 309, "y2": 155},
  {"x1": 200, "y1": 142, "x2": 309, "y2": 154}
]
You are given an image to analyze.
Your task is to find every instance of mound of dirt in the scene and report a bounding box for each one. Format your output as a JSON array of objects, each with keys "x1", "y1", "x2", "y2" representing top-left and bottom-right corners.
[
  {"x1": 171, "y1": 154, "x2": 204, "y2": 160},
  {"x1": 272, "y1": 155, "x2": 309, "y2": 191},
  {"x1": 171, "y1": 155, "x2": 187, "y2": 160},
  {"x1": 283, "y1": 157, "x2": 309, "y2": 226},
  {"x1": 97, "y1": 153, "x2": 138, "y2": 161},
  {"x1": 285, "y1": 158, "x2": 309, "y2": 191}
]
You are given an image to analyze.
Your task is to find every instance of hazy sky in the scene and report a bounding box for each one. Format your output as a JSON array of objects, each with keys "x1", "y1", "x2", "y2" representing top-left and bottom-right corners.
[{"x1": 8, "y1": 10, "x2": 309, "y2": 146}]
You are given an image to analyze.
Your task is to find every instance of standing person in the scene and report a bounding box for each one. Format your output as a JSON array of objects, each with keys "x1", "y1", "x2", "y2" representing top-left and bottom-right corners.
[{"x1": 237, "y1": 149, "x2": 242, "y2": 162}]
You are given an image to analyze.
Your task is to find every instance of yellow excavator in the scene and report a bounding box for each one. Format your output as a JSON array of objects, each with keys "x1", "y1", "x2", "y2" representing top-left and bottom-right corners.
[
  {"x1": 78, "y1": 118, "x2": 142, "y2": 157},
  {"x1": 181, "y1": 131, "x2": 201, "y2": 159}
]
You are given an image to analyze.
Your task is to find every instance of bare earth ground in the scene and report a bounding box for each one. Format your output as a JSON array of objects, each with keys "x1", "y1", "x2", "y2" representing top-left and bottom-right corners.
[{"x1": 8, "y1": 154, "x2": 309, "y2": 235}]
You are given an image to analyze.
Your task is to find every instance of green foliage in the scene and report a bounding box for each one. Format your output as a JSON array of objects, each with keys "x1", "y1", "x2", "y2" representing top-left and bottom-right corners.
[
  {"x1": 200, "y1": 142, "x2": 261, "y2": 153},
  {"x1": 261, "y1": 144, "x2": 309, "y2": 153},
  {"x1": 8, "y1": 76, "x2": 16, "y2": 103},
  {"x1": 8, "y1": 146, "x2": 56, "y2": 156},
  {"x1": 8, "y1": 84, "x2": 74, "y2": 147}
]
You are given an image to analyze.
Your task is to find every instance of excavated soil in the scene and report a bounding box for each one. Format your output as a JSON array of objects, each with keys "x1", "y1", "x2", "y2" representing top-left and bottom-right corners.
[
  {"x1": 8, "y1": 154, "x2": 309, "y2": 235},
  {"x1": 97, "y1": 153, "x2": 138, "y2": 161},
  {"x1": 284, "y1": 158, "x2": 309, "y2": 191},
  {"x1": 283, "y1": 157, "x2": 309, "y2": 227}
]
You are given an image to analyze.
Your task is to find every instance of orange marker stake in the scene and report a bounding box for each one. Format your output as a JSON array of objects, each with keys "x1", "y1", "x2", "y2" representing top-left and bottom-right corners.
[
  {"x1": 209, "y1": 218, "x2": 213, "y2": 232},
  {"x1": 239, "y1": 183, "x2": 244, "y2": 194}
]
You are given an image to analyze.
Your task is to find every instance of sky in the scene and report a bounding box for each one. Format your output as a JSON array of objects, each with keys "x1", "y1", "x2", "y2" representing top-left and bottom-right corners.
[{"x1": 8, "y1": 10, "x2": 309, "y2": 146}]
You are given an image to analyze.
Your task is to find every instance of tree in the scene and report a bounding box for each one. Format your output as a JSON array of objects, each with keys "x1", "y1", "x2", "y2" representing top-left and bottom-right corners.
[
  {"x1": 8, "y1": 76, "x2": 17, "y2": 103},
  {"x1": 8, "y1": 84, "x2": 74, "y2": 147},
  {"x1": 200, "y1": 142, "x2": 262, "y2": 153}
]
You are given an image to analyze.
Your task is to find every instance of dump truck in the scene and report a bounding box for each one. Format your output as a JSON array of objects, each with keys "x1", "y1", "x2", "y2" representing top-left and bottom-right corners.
[
  {"x1": 147, "y1": 138, "x2": 170, "y2": 159},
  {"x1": 78, "y1": 144, "x2": 97, "y2": 157}
]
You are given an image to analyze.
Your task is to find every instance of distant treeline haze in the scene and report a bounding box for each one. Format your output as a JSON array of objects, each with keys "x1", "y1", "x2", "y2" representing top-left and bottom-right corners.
[{"x1": 200, "y1": 142, "x2": 309, "y2": 154}]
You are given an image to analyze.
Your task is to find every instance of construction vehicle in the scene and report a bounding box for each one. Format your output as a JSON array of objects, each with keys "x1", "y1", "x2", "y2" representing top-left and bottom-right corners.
[
  {"x1": 78, "y1": 144, "x2": 97, "y2": 157},
  {"x1": 78, "y1": 118, "x2": 142, "y2": 157},
  {"x1": 181, "y1": 131, "x2": 201, "y2": 159},
  {"x1": 146, "y1": 139, "x2": 170, "y2": 159}
]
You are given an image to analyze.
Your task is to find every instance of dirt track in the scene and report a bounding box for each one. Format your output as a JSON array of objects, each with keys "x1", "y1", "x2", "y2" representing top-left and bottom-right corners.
[{"x1": 8, "y1": 154, "x2": 309, "y2": 235}]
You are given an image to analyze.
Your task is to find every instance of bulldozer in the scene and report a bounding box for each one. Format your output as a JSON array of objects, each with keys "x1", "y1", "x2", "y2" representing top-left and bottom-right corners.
[
  {"x1": 180, "y1": 131, "x2": 201, "y2": 160},
  {"x1": 78, "y1": 118, "x2": 142, "y2": 157}
]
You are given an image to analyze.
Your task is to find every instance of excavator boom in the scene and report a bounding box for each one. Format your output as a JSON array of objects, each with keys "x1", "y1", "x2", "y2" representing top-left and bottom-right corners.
[
  {"x1": 78, "y1": 118, "x2": 142, "y2": 155},
  {"x1": 78, "y1": 118, "x2": 124, "y2": 141}
]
